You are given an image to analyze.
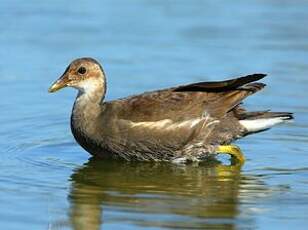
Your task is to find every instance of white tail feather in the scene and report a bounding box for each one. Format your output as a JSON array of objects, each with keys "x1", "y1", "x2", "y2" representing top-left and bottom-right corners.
[{"x1": 239, "y1": 118, "x2": 289, "y2": 133}]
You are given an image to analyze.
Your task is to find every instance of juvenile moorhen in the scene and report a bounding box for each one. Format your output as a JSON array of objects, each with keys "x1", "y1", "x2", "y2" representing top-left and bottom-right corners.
[{"x1": 48, "y1": 58, "x2": 293, "y2": 163}]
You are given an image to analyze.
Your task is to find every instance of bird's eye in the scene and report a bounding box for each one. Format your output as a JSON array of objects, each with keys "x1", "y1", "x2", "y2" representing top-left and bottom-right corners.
[{"x1": 77, "y1": 66, "x2": 87, "y2": 75}]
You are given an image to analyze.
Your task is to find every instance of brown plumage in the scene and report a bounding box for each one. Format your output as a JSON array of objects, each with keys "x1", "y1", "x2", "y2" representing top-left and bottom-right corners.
[{"x1": 48, "y1": 57, "x2": 293, "y2": 162}]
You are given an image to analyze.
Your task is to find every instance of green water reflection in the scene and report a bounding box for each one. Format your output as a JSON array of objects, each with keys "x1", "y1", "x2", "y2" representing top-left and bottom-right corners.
[{"x1": 69, "y1": 159, "x2": 266, "y2": 229}]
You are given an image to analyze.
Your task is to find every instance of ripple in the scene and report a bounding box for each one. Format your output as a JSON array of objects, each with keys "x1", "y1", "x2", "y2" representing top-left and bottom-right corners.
[{"x1": 262, "y1": 167, "x2": 308, "y2": 172}]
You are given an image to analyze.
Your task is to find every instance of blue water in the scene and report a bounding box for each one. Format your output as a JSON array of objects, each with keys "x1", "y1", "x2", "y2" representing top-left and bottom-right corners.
[{"x1": 1, "y1": 0, "x2": 308, "y2": 229}]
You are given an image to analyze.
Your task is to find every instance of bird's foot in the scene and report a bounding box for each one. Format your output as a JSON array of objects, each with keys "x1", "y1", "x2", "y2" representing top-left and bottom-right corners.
[{"x1": 216, "y1": 145, "x2": 245, "y2": 165}]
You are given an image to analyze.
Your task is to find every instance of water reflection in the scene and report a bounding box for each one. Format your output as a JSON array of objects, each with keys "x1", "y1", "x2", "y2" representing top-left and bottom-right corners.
[{"x1": 68, "y1": 158, "x2": 266, "y2": 229}]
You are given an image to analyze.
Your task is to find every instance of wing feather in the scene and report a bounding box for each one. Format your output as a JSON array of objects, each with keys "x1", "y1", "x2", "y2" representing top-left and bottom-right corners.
[
  {"x1": 173, "y1": 73, "x2": 266, "y2": 92},
  {"x1": 105, "y1": 74, "x2": 267, "y2": 122}
]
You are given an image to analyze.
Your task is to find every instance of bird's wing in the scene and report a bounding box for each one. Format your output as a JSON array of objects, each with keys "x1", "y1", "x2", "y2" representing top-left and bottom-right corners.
[
  {"x1": 98, "y1": 113, "x2": 219, "y2": 155},
  {"x1": 106, "y1": 73, "x2": 267, "y2": 122},
  {"x1": 173, "y1": 73, "x2": 266, "y2": 92}
]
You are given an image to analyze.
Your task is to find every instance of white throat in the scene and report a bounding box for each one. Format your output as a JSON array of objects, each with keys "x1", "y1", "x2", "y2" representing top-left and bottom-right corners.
[
  {"x1": 73, "y1": 78, "x2": 105, "y2": 106},
  {"x1": 74, "y1": 78, "x2": 102, "y2": 94}
]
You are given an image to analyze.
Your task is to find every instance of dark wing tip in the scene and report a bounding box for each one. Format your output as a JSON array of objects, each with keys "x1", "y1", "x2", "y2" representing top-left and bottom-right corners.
[
  {"x1": 174, "y1": 73, "x2": 268, "y2": 92},
  {"x1": 246, "y1": 73, "x2": 267, "y2": 81}
]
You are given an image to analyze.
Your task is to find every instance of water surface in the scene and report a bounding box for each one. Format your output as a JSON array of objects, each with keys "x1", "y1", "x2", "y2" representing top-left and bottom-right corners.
[{"x1": 0, "y1": 0, "x2": 308, "y2": 229}]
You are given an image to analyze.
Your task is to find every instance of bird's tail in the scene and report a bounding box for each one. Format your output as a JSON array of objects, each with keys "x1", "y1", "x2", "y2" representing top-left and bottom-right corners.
[{"x1": 239, "y1": 111, "x2": 293, "y2": 134}]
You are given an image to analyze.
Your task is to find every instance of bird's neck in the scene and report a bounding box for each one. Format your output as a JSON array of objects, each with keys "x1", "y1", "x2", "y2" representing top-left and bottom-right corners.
[{"x1": 71, "y1": 83, "x2": 106, "y2": 136}]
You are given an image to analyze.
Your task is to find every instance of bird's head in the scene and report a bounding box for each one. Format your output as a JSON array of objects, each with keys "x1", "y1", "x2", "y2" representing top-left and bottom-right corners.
[{"x1": 48, "y1": 57, "x2": 106, "y2": 94}]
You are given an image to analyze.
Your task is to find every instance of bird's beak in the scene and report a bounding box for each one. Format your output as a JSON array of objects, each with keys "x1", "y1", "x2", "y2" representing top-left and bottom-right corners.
[{"x1": 48, "y1": 73, "x2": 69, "y2": 93}]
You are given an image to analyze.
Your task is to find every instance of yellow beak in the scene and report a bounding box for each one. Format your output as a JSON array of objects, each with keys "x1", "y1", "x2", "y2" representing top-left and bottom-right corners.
[
  {"x1": 48, "y1": 73, "x2": 70, "y2": 93},
  {"x1": 48, "y1": 80, "x2": 65, "y2": 93}
]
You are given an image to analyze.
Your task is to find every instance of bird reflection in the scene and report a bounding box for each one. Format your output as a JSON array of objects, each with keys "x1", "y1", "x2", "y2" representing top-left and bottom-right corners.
[{"x1": 68, "y1": 158, "x2": 265, "y2": 229}]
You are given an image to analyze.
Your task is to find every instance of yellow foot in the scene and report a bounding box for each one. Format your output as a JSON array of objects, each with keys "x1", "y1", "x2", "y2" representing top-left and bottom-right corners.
[{"x1": 216, "y1": 145, "x2": 245, "y2": 165}]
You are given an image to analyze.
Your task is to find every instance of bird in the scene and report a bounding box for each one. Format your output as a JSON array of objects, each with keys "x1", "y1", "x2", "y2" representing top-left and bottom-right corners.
[{"x1": 48, "y1": 57, "x2": 293, "y2": 164}]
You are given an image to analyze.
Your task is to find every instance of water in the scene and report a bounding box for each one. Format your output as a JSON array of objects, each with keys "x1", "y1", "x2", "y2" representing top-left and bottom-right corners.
[{"x1": 0, "y1": 0, "x2": 308, "y2": 229}]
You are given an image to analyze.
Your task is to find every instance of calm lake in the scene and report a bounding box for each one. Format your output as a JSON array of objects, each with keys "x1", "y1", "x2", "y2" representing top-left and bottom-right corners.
[{"x1": 1, "y1": 0, "x2": 308, "y2": 229}]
